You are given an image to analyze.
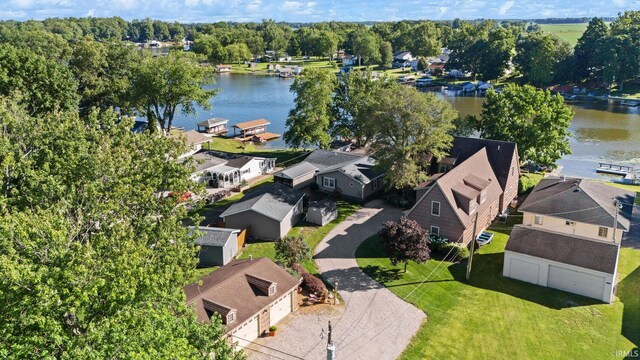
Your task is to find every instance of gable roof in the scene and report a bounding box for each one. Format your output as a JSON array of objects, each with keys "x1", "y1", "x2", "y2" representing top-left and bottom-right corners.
[
  {"x1": 187, "y1": 151, "x2": 273, "y2": 173},
  {"x1": 506, "y1": 225, "x2": 619, "y2": 274},
  {"x1": 447, "y1": 137, "x2": 519, "y2": 191},
  {"x1": 197, "y1": 118, "x2": 229, "y2": 127},
  {"x1": 219, "y1": 183, "x2": 305, "y2": 222},
  {"x1": 233, "y1": 118, "x2": 270, "y2": 130},
  {"x1": 188, "y1": 151, "x2": 228, "y2": 172},
  {"x1": 170, "y1": 130, "x2": 210, "y2": 148},
  {"x1": 318, "y1": 156, "x2": 383, "y2": 184},
  {"x1": 519, "y1": 177, "x2": 634, "y2": 230},
  {"x1": 192, "y1": 226, "x2": 240, "y2": 247},
  {"x1": 408, "y1": 148, "x2": 503, "y2": 227},
  {"x1": 184, "y1": 258, "x2": 300, "y2": 331}
]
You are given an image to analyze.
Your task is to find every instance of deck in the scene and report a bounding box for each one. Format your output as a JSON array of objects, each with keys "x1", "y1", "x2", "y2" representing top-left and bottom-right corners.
[
  {"x1": 595, "y1": 163, "x2": 637, "y2": 176},
  {"x1": 238, "y1": 132, "x2": 281, "y2": 142}
]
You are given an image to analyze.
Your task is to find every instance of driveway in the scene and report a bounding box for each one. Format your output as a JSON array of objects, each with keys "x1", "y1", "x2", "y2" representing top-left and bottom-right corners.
[
  {"x1": 622, "y1": 205, "x2": 640, "y2": 249},
  {"x1": 245, "y1": 200, "x2": 426, "y2": 360}
]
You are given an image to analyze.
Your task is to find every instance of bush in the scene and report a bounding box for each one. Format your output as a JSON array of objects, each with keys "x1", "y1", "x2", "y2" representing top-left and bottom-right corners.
[
  {"x1": 383, "y1": 192, "x2": 410, "y2": 208},
  {"x1": 428, "y1": 233, "x2": 448, "y2": 252},
  {"x1": 302, "y1": 272, "x2": 327, "y2": 294},
  {"x1": 291, "y1": 263, "x2": 306, "y2": 277},
  {"x1": 519, "y1": 173, "x2": 541, "y2": 194},
  {"x1": 438, "y1": 242, "x2": 470, "y2": 261}
]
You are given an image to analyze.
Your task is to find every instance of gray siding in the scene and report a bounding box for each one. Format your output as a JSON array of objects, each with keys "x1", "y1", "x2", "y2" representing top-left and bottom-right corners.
[
  {"x1": 292, "y1": 172, "x2": 316, "y2": 189},
  {"x1": 317, "y1": 171, "x2": 382, "y2": 201},
  {"x1": 224, "y1": 211, "x2": 282, "y2": 240},
  {"x1": 279, "y1": 198, "x2": 304, "y2": 237},
  {"x1": 197, "y1": 234, "x2": 238, "y2": 266}
]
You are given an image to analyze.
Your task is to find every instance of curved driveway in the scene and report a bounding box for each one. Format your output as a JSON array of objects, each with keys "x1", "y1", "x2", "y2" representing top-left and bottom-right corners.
[{"x1": 246, "y1": 200, "x2": 426, "y2": 360}]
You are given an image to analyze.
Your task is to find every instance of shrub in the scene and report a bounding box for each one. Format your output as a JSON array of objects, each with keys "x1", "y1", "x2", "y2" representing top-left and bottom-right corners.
[
  {"x1": 291, "y1": 263, "x2": 306, "y2": 276},
  {"x1": 269, "y1": 325, "x2": 277, "y2": 332},
  {"x1": 519, "y1": 174, "x2": 541, "y2": 194},
  {"x1": 383, "y1": 192, "x2": 410, "y2": 208},
  {"x1": 438, "y1": 242, "x2": 470, "y2": 261},
  {"x1": 275, "y1": 236, "x2": 311, "y2": 267},
  {"x1": 302, "y1": 272, "x2": 327, "y2": 294},
  {"x1": 428, "y1": 233, "x2": 448, "y2": 252}
]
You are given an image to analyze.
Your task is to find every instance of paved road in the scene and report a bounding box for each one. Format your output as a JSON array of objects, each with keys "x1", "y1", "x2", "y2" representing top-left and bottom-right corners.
[
  {"x1": 246, "y1": 200, "x2": 426, "y2": 360},
  {"x1": 622, "y1": 205, "x2": 640, "y2": 249}
]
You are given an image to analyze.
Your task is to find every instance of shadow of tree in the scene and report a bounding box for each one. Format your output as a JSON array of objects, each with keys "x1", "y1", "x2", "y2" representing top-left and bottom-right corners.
[
  {"x1": 360, "y1": 265, "x2": 402, "y2": 283},
  {"x1": 618, "y1": 265, "x2": 640, "y2": 350},
  {"x1": 448, "y1": 252, "x2": 602, "y2": 310},
  {"x1": 319, "y1": 267, "x2": 385, "y2": 292}
]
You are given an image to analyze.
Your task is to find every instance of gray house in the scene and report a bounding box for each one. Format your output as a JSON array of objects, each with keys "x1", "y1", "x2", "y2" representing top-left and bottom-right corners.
[
  {"x1": 274, "y1": 149, "x2": 384, "y2": 201},
  {"x1": 192, "y1": 227, "x2": 241, "y2": 266},
  {"x1": 220, "y1": 184, "x2": 305, "y2": 240},
  {"x1": 307, "y1": 199, "x2": 338, "y2": 226}
]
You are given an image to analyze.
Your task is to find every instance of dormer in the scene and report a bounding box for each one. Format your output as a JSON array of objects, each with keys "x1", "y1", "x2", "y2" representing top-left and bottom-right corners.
[
  {"x1": 202, "y1": 299, "x2": 237, "y2": 325},
  {"x1": 452, "y1": 184, "x2": 479, "y2": 215},
  {"x1": 463, "y1": 175, "x2": 491, "y2": 204},
  {"x1": 246, "y1": 273, "x2": 277, "y2": 296}
]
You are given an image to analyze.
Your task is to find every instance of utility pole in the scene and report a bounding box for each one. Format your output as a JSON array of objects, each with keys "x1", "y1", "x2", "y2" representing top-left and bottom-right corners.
[
  {"x1": 326, "y1": 321, "x2": 335, "y2": 360},
  {"x1": 466, "y1": 212, "x2": 479, "y2": 281},
  {"x1": 613, "y1": 200, "x2": 620, "y2": 243}
]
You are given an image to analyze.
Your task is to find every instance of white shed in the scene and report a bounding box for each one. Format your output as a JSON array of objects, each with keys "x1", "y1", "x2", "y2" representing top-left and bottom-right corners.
[
  {"x1": 503, "y1": 226, "x2": 619, "y2": 303},
  {"x1": 306, "y1": 199, "x2": 338, "y2": 226}
]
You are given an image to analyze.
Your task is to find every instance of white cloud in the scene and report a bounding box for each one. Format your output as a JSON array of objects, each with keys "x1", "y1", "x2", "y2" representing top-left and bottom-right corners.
[
  {"x1": 113, "y1": 0, "x2": 138, "y2": 10},
  {"x1": 86, "y1": 8, "x2": 95, "y2": 16},
  {"x1": 279, "y1": 0, "x2": 318, "y2": 15},
  {"x1": 497, "y1": 0, "x2": 514, "y2": 15},
  {"x1": 612, "y1": 0, "x2": 626, "y2": 6},
  {"x1": 247, "y1": 0, "x2": 261, "y2": 11},
  {"x1": 438, "y1": 6, "x2": 448, "y2": 15},
  {"x1": 0, "y1": 9, "x2": 27, "y2": 17},
  {"x1": 10, "y1": 0, "x2": 35, "y2": 8}
]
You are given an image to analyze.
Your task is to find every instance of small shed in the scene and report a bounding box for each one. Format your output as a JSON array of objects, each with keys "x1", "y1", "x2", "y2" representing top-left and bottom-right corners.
[
  {"x1": 192, "y1": 227, "x2": 241, "y2": 266},
  {"x1": 306, "y1": 199, "x2": 337, "y2": 226}
]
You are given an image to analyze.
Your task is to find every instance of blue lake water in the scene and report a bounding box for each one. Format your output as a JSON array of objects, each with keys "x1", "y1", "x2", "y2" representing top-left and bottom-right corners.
[{"x1": 174, "y1": 74, "x2": 640, "y2": 180}]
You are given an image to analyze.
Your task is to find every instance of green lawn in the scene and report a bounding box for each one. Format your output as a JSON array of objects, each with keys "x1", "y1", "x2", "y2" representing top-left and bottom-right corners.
[
  {"x1": 356, "y1": 217, "x2": 640, "y2": 359},
  {"x1": 607, "y1": 182, "x2": 640, "y2": 205},
  {"x1": 238, "y1": 200, "x2": 360, "y2": 275},
  {"x1": 539, "y1": 23, "x2": 589, "y2": 46},
  {"x1": 203, "y1": 137, "x2": 309, "y2": 166}
]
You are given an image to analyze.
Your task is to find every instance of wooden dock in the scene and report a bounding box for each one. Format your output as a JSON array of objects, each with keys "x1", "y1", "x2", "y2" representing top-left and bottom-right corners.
[
  {"x1": 238, "y1": 132, "x2": 281, "y2": 142},
  {"x1": 596, "y1": 163, "x2": 637, "y2": 176}
]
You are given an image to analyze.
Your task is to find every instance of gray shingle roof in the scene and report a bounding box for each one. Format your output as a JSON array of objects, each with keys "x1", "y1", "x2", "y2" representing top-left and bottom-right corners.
[
  {"x1": 170, "y1": 130, "x2": 210, "y2": 147},
  {"x1": 219, "y1": 183, "x2": 305, "y2": 222},
  {"x1": 519, "y1": 177, "x2": 634, "y2": 230},
  {"x1": 192, "y1": 226, "x2": 240, "y2": 247},
  {"x1": 328, "y1": 158, "x2": 384, "y2": 184},
  {"x1": 506, "y1": 225, "x2": 619, "y2": 274},
  {"x1": 197, "y1": 118, "x2": 228, "y2": 127},
  {"x1": 274, "y1": 162, "x2": 319, "y2": 180}
]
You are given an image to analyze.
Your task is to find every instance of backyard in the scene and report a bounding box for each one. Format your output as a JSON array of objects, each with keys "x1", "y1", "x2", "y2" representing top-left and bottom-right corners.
[{"x1": 356, "y1": 216, "x2": 640, "y2": 359}]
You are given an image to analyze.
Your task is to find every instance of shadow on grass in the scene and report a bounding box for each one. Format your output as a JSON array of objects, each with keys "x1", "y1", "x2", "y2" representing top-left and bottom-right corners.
[
  {"x1": 449, "y1": 252, "x2": 602, "y2": 310},
  {"x1": 618, "y1": 265, "x2": 640, "y2": 350}
]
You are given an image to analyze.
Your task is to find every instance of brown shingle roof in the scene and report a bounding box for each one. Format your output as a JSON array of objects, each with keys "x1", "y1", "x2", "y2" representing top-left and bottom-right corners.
[
  {"x1": 170, "y1": 130, "x2": 210, "y2": 147},
  {"x1": 519, "y1": 177, "x2": 634, "y2": 230},
  {"x1": 505, "y1": 225, "x2": 619, "y2": 274},
  {"x1": 410, "y1": 148, "x2": 503, "y2": 227},
  {"x1": 232, "y1": 118, "x2": 271, "y2": 130},
  {"x1": 184, "y1": 258, "x2": 300, "y2": 332}
]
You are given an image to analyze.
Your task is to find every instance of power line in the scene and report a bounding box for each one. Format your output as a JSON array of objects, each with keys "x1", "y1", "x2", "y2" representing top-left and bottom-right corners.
[{"x1": 233, "y1": 336, "x2": 306, "y2": 360}]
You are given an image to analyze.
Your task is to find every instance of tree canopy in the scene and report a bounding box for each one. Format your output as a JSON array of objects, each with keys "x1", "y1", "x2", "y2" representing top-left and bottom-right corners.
[
  {"x1": 275, "y1": 236, "x2": 311, "y2": 267},
  {"x1": 474, "y1": 84, "x2": 573, "y2": 167},
  {"x1": 379, "y1": 218, "x2": 431, "y2": 273}
]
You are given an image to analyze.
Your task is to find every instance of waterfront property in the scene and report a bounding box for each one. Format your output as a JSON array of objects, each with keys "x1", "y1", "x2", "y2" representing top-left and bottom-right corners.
[
  {"x1": 219, "y1": 183, "x2": 305, "y2": 240},
  {"x1": 215, "y1": 64, "x2": 232, "y2": 73},
  {"x1": 192, "y1": 226, "x2": 244, "y2": 266},
  {"x1": 232, "y1": 118, "x2": 281, "y2": 142},
  {"x1": 170, "y1": 130, "x2": 211, "y2": 158},
  {"x1": 503, "y1": 176, "x2": 635, "y2": 302},
  {"x1": 197, "y1": 118, "x2": 229, "y2": 135},
  {"x1": 407, "y1": 148, "x2": 505, "y2": 245},
  {"x1": 273, "y1": 149, "x2": 384, "y2": 201},
  {"x1": 188, "y1": 150, "x2": 276, "y2": 188},
  {"x1": 184, "y1": 257, "x2": 300, "y2": 349}
]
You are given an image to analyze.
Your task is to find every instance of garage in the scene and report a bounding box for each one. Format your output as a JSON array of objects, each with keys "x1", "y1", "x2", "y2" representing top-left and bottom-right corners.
[
  {"x1": 503, "y1": 226, "x2": 619, "y2": 303},
  {"x1": 269, "y1": 292, "x2": 292, "y2": 326},
  {"x1": 548, "y1": 265, "x2": 606, "y2": 300},
  {"x1": 230, "y1": 315, "x2": 259, "y2": 349}
]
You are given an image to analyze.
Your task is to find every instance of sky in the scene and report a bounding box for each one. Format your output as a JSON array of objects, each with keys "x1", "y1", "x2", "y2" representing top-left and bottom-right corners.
[{"x1": 0, "y1": 0, "x2": 639, "y2": 23}]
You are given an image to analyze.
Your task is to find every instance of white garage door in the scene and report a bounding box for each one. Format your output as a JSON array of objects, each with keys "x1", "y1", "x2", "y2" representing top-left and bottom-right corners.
[
  {"x1": 510, "y1": 258, "x2": 540, "y2": 284},
  {"x1": 548, "y1": 265, "x2": 605, "y2": 300},
  {"x1": 270, "y1": 292, "x2": 292, "y2": 326},
  {"x1": 230, "y1": 315, "x2": 259, "y2": 349}
]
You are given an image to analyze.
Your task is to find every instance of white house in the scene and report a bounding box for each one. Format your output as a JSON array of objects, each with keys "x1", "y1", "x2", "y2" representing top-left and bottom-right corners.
[
  {"x1": 188, "y1": 151, "x2": 276, "y2": 188},
  {"x1": 503, "y1": 177, "x2": 635, "y2": 303}
]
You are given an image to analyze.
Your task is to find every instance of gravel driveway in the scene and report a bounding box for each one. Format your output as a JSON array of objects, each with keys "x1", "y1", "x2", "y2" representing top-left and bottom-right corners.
[{"x1": 245, "y1": 200, "x2": 426, "y2": 360}]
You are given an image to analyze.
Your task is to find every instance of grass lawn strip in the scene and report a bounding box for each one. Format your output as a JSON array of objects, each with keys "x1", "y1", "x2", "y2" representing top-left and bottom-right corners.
[{"x1": 356, "y1": 214, "x2": 640, "y2": 359}]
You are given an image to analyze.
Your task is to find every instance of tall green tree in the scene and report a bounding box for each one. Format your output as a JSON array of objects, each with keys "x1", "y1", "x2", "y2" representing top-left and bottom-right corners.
[
  {"x1": 275, "y1": 236, "x2": 311, "y2": 267},
  {"x1": 574, "y1": 17, "x2": 609, "y2": 80},
  {"x1": 408, "y1": 22, "x2": 441, "y2": 58},
  {"x1": 284, "y1": 68, "x2": 336, "y2": 149},
  {"x1": 350, "y1": 28, "x2": 381, "y2": 65},
  {"x1": 475, "y1": 84, "x2": 573, "y2": 167},
  {"x1": 379, "y1": 41, "x2": 393, "y2": 68},
  {"x1": 607, "y1": 11, "x2": 640, "y2": 90},
  {"x1": 0, "y1": 44, "x2": 78, "y2": 115},
  {"x1": 192, "y1": 34, "x2": 227, "y2": 64},
  {"x1": 0, "y1": 100, "x2": 244, "y2": 359},
  {"x1": 363, "y1": 85, "x2": 456, "y2": 189},
  {"x1": 514, "y1": 33, "x2": 567, "y2": 86},
  {"x1": 224, "y1": 43, "x2": 252, "y2": 64},
  {"x1": 131, "y1": 51, "x2": 217, "y2": 134}
]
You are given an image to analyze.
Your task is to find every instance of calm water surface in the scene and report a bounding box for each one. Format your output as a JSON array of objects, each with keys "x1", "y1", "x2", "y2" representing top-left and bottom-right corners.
[{"x1": 174, "y1": 74, "x2": 640, "y2": 180}]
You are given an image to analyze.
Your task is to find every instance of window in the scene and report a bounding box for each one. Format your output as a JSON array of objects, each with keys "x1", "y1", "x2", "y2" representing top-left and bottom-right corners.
[
  {"x1": 430, "y1": 226, "x2": 440, "y2": 236},
  {"x1": 534, "y1": 215, "x2": 544, "y2": 225},
  {"x1": 242, "y1": 169, "x2": 250, "y2": 174},
  {"x1": 565, "y1": 220, "x2": 575, "y2": 226},
  {"x1": 268, "y1": 284, "x2": 277, "y2": 296},
  {"x1": 431, "y1": 201, "x2": 441, "y2": 216},
  {"x1": 373, "y1": 177, "x2": 383, "y2": 190},
  {"x1": 323, "y1": 177, "x2": 335, "y2": 189},
  {"x1": 439, "y1": 165, "x2": 450, "y2": 173},
  {"x1": 598, "y1": 227, "x2": 608, "y2": 238},
  {"x1": 227, "y1": 311, "x2": 236, "y2": 324}
]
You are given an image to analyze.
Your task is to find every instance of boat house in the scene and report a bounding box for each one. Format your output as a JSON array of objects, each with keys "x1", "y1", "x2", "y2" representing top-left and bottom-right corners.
[
  {"x1": 232, "y1": 118, "x2": 280, "y2": 142},
  {"x1": 197, "y1": 118, "x2": 229, "y2": 135}
]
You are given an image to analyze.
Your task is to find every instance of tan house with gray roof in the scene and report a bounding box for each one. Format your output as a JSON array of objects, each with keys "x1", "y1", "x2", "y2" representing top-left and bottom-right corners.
[{"x1": 184, "y1": 257, "x2": 300, "y2": 349}]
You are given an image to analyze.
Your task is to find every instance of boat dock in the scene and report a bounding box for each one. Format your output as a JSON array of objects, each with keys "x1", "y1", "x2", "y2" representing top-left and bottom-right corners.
[
  {"x1": 596, "y1": 163, "x2": 638, "y2": 176},
  {"x1": 238, "y1": 132, "x2": 281, "y2": 142}
]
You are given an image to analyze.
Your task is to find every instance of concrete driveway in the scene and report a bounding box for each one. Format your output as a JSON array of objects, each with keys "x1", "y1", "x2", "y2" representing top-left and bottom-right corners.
[
  {"x1": 622, "y1": 205, "x2": 640, "y2": 249},
  {"x1": 245, "y1": 200, "x2": 426, "y2": 360}
]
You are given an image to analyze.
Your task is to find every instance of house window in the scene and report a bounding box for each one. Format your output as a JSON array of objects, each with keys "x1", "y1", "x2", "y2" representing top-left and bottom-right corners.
[
  {"x1": 430, "y1": 226, "x2": 440, "y2": 236},
  {"x1": 598, "y1": 227, "x2": 608, "y2": 238},
  {"x1": 565, "y1": 221, "x2": 575, "y2": 226},
  {"x1": 323, "y1": 177, "x2": 336, "y2": 189},
  {"x1": 431, "y1": 201, "x2": 441, "y2": 216},
  {"x1": 242, "y1": 169, "x2": 250, "y2": 174},
  {"x1": 268, "y1": 284, "x2": 277, "y2": 296},
  {"x1": 534, "y1": 215, "x2": 544, "y2": 225},
  {"x1": 227, "y1": 311, "x2": 236, "y2": 324},
  {"x1": 439, "y1": 165, "x2": 450, "y2": 173}
]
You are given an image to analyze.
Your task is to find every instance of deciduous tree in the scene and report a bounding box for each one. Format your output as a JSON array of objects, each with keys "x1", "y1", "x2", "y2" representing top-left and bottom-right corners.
[
  {"x1": 379, "y1": 218, "x2": 431, "y2": 273},
  {"x1": 275, "y1": 236, "x2": 311, "y2": 267}
]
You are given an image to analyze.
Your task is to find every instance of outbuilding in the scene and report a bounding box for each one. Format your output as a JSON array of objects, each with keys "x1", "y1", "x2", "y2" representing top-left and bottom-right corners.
[
  {"x1": 192, "y1": 227, "x2": 242, "y2": 266},
  {"x1": 306, "y1": 199, "x2": 337, "y2": 226}
]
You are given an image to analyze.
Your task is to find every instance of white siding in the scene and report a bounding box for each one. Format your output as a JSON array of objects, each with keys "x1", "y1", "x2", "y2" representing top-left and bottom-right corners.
[
  {"x1": 269, "y1": 292, "x2": 292, "y2": 326},
  {"x1": 240, "y1": 159, "x2": 265, "y2": 181},
  {"x1": 522, "y1": 212, "x2": 624, "y2": 243},
  {"x1": 548, "y1": 265, "x2": 606, "y2": 300},
  {"x1": 230, "y1": 315, "x2": 259, "y2": 349}
]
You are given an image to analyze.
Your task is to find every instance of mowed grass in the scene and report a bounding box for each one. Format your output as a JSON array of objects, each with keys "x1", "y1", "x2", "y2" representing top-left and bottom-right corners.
[
  {"x1": 238, "y1": 200, "x2": 360, "y2": 275},
  {"x1": 356, "y1": 218, "x2": 640, "y2": 359},
  {"x1": 539, "y1": 23, "x2": 589, "y2": 46},
  {"x1": 607, "y1": 182, "x2": 640, "y2": 205},
  {"x1": 203, "y1": 137, "x2": 309, "y2": 166}
]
